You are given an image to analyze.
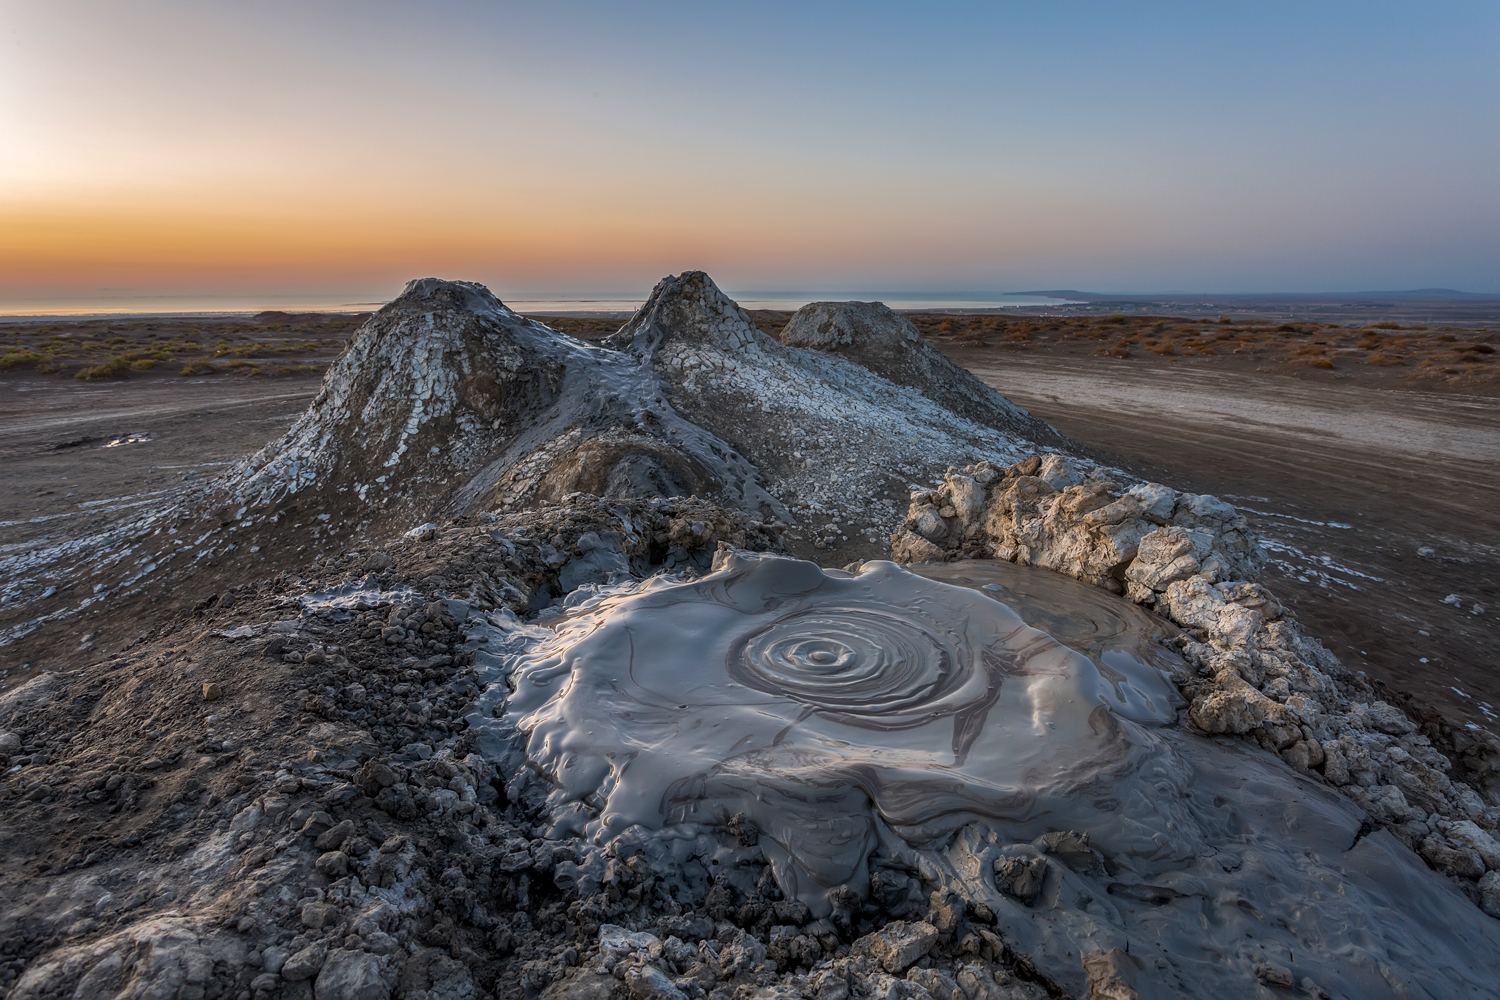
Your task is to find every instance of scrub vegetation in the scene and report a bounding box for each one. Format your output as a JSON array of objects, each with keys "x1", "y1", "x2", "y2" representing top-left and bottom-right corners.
[{"x1": 0, "y1": 312, "x2": 361, "y2": 381}]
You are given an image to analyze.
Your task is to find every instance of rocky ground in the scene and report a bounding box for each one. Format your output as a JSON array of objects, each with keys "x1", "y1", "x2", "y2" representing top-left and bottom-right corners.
[{"x1": 2, "y1": 274, "x2": 1498, "y2": 999}]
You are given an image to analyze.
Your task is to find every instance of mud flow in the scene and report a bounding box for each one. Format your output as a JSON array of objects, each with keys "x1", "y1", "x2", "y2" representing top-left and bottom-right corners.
[{"x1": 480, "y1": 554, "x2": 1500, "y2": 996}]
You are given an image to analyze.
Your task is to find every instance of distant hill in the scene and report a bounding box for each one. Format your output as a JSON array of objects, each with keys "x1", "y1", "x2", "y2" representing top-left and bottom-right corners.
[{"x1": 1021, "y1": 288, "x2": 1499, "y2": 301}]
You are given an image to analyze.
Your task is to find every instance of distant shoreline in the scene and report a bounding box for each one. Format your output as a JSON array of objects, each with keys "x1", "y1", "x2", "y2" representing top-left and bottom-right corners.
[
  {"x1": 0, "y1": 293, "x2": 1082, "y2": 322},
  {"x1": 6, "y1": 288, "x2": 1500, "y2": 326}
]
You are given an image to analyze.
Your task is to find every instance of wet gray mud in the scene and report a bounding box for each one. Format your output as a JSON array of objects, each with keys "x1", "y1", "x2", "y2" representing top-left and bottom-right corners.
[{"x1": 481, "y1": 554, "x2": 1500, "y2": 997}]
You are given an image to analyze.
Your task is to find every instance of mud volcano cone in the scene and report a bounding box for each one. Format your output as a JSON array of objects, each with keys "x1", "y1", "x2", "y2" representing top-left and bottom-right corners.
[
  {"x1": 229, "y1": 278, "x2": 570, "y2": 529},
  {"x1": 781, "y1": 300, "x2": 1064, "y2": 443}
]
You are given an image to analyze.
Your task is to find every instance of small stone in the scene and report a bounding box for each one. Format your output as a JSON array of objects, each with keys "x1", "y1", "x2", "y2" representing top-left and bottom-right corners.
[
  {"x1": 301, "y1": 901, "x2": 338, "y2": 929},
  {"x1": 1420, "y1": 834, "x2": 1486, "y2": 879},
  {"x1": 315, "y1": 820, "x2": 356, "y2": 851},
  {"x1": 623, "y1": 964, "x2": 687, "y2": 1000},
  {"x1": 316, "y1": 850, "x2": 351, "y2": 878},
  {"x1": 261, "y1": 946, "x2": 288, "y2": 975},
  {"x1": 599, "y1": 924, "x2": 663, "y2": 964},
  {"x1": 281, "y1": 943, "x2": 326, "y2": 982},
  {"x1": 357, "y1": 760, "x2": 399, "y2": 791},
  {"x1": 314, "y1": 948, "x2": 388, "y2": 1000},
  {"x1": 1083, "y1": 948, "x2": 1140, "y2": 999},
  {"x1": 201, "y1": 682, "x2": 223, "y2": 702},
  {"x1": 301, "y1": 811, "x2": 336, "y2": 837},
  {"x1": 905, "y1": 967, "x2": 960, "y2": 1000},
  {"x1": 1033, "y1": 830, "x2": 1106, "y2": 874},
  {"x1": 862, "y1": 920, "x2": 939, "y2": 974},
  {"x1": 913, "y1": 506, "x2": 948, "y2": 542},
  {"x1": 1443, "y1": 820, "x2": 1500, "y2": 870},
  {"x1": 1478, "y1": 871, "x2": 1500, "y2": 919},
  {"x1": 1254, "y1": 961, "x2": 1294, "y2": 988},
  {"x1": 994, "y1": 854, "x2": 1048, "y2": 904}
]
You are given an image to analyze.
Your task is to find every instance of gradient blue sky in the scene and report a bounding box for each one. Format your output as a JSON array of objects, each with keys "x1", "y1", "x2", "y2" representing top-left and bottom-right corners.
[{"x1": 2, "y1": 0, "x2": 1497, "y2": 302}]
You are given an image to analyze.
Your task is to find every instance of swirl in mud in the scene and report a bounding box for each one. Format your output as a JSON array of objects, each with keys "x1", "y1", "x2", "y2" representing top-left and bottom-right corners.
[
  {"x1": 729, "y1": 605, "x2": 989, "y2": 729},
  {"x1": 494, "y1": 551, "x2": 1184, "y2": 910}
]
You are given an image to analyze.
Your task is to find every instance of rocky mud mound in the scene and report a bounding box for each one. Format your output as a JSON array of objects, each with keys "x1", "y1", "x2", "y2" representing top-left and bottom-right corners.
[
  {"x1": 779, "y1": 301, "x2": 1062, "y2": 446},
  {"x1": 0, "y1": 273, "x2": 1044, "y2": 655},
  {"x1": 2, "y1": 272, "x2": 1499, "y2": 1000}
]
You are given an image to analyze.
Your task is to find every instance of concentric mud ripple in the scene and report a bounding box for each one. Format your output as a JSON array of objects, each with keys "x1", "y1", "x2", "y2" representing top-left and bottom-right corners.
[
  {"x1": 493, "y1": 550, "x2": 1183, "y2": 908},
  {"x1": 729, "y1": 605, "x2": 980, "y2": 727}
]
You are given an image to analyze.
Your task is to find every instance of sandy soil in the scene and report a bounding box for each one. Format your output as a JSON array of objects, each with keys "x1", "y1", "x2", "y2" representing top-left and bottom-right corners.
[{"x1": 953, "y1": 350, "x2": 1500, "y2": 732}]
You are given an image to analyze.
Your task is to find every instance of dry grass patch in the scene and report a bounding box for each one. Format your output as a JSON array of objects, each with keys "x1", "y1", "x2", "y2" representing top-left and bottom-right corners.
[
  {"x1": 75, "y1": 356, "x2": 133, "y2": 380},
  {"x1": 0, "y1": 349, "x2": 46, "y2": 370}
]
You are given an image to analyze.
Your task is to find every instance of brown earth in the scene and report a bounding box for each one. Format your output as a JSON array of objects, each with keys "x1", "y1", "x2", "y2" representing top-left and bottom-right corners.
[{"x1": 906, "y1": 311, "x2": 1500, "y2": 392}]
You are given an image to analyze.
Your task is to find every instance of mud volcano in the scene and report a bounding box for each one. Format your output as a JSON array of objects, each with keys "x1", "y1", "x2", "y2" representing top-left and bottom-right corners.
[
  {"x1": 485, "y1": 553, "x2": 1500, "y2": 996},
  {"x1": 3, "y1": 272, "x2": 1499, "y2": 1000}
]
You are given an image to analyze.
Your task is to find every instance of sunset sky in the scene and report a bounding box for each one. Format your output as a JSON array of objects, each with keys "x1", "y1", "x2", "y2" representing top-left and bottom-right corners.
[{"x1": 2, "y1": 0, "x2": 1498, "y2": 307}]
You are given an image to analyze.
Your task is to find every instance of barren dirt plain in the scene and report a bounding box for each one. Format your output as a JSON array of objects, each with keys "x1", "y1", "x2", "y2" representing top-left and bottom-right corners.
[{"x1": 2, "y1": 308, "x2": 1496, "y2": 735}]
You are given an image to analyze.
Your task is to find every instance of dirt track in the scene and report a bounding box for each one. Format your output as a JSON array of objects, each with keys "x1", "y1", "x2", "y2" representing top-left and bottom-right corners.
[{"x1": 960, "y1": 351, "x2": 1500, "y2": 731}]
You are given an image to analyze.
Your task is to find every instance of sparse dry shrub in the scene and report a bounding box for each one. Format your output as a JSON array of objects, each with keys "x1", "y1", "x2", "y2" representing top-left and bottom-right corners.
[
  {"x1": 75, "y1": 356, "x2": 132, "y2": 380},
  {"x1": 0, "y1": 349, "x2": 45, "y2": 369}
]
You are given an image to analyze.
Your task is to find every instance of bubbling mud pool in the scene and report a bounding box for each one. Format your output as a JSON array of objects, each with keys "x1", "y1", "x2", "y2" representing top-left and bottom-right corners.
[{"x1": 471, "y1": 554, "x2": 1500, "y2": 997}]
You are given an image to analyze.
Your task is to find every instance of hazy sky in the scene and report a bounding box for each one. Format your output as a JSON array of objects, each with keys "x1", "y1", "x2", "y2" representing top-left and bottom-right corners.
[{"x1": 2, "y1": 0, "x2": 1497, "y2": 303}]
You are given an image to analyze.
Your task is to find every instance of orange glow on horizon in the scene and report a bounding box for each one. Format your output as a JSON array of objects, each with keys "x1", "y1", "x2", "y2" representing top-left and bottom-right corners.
[{"x1": 4, "y1": 3, "x2": 1494, "y2": 302}]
